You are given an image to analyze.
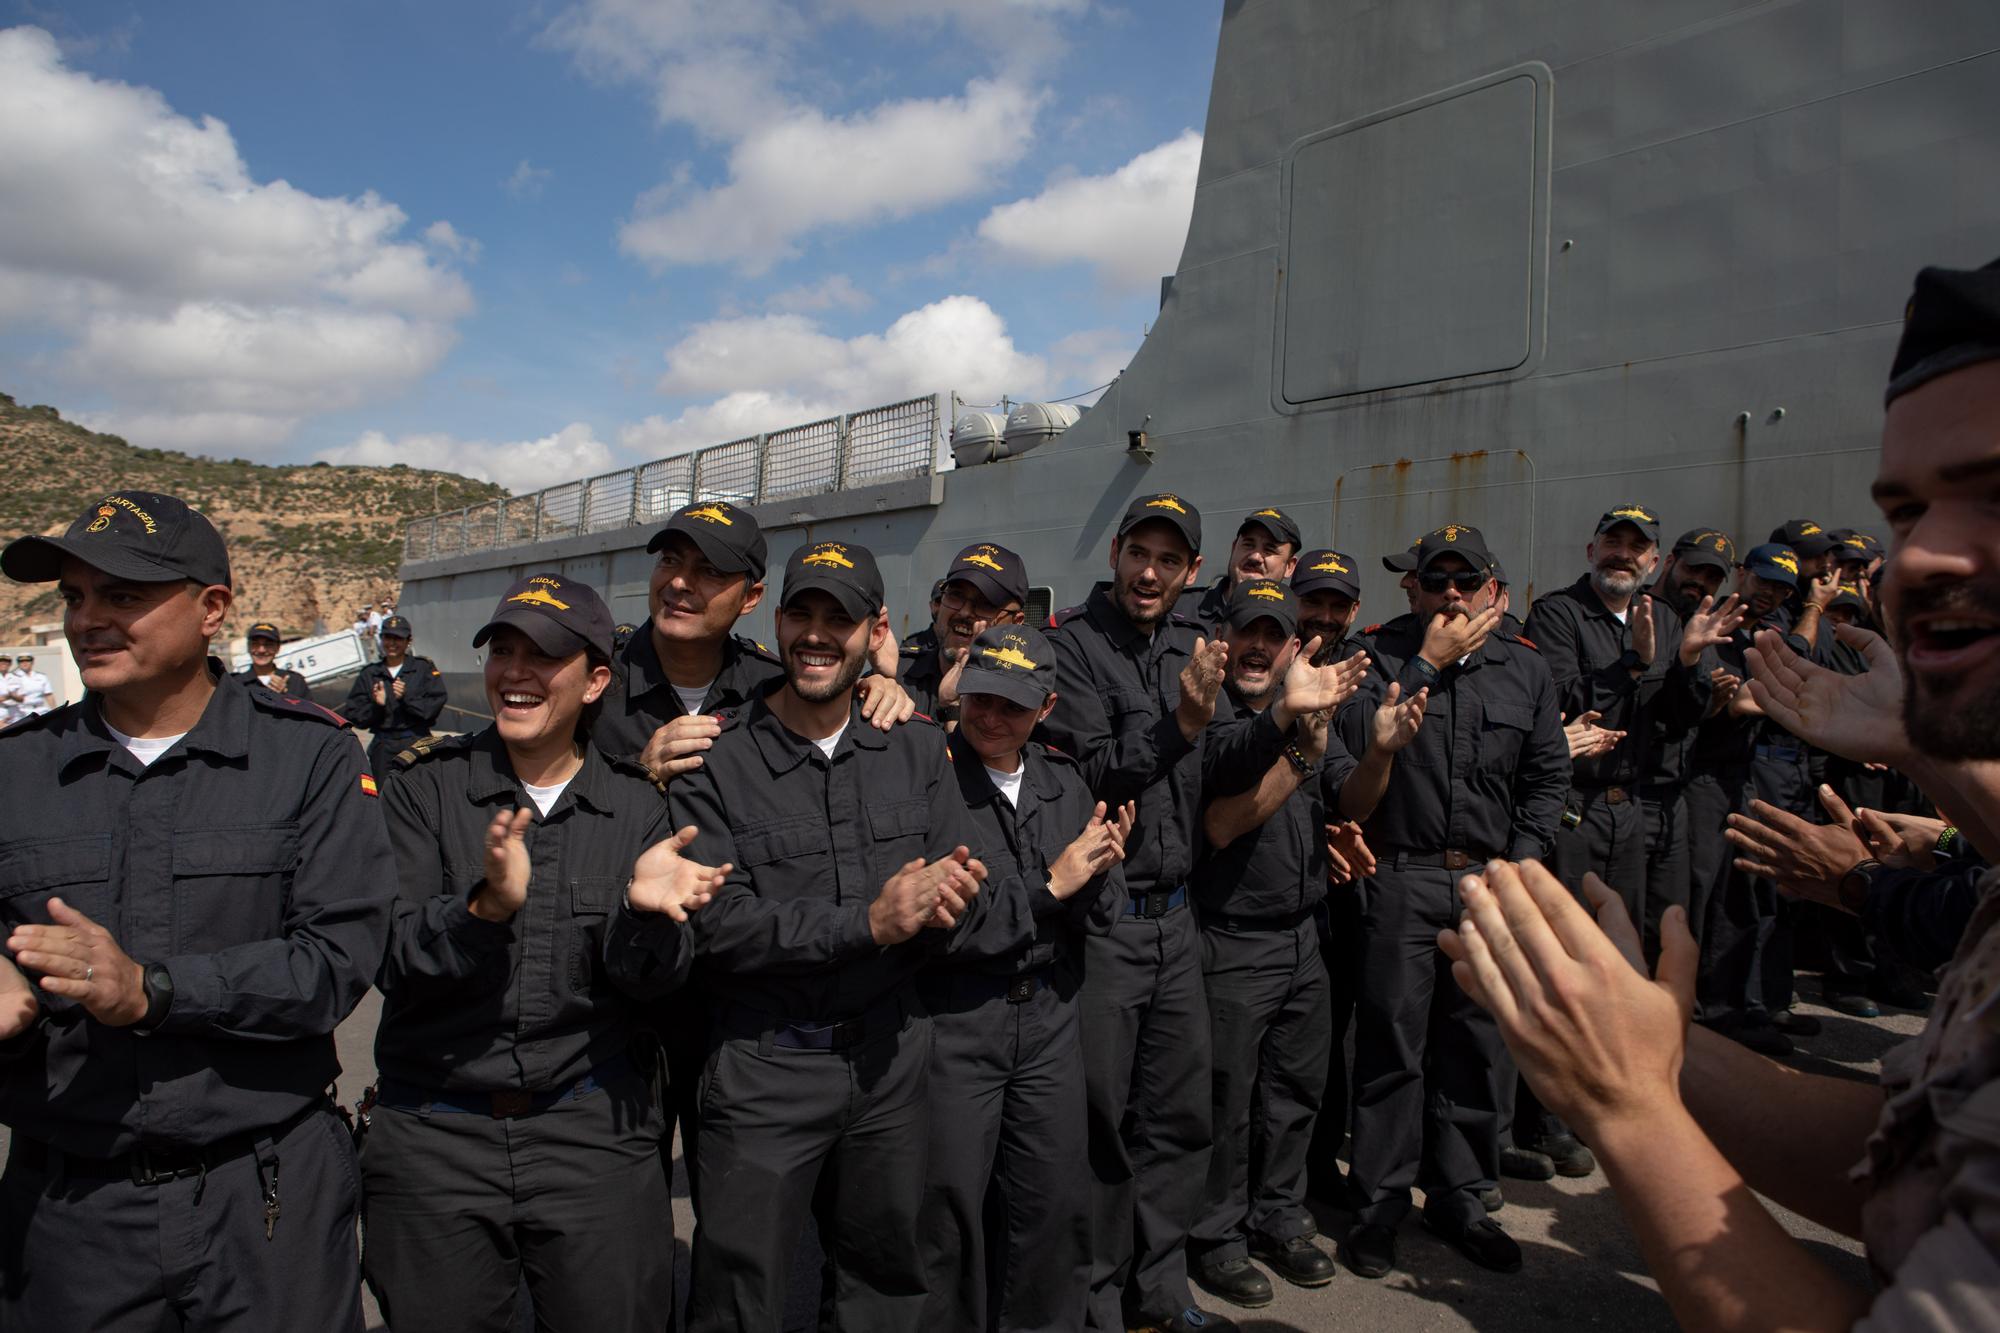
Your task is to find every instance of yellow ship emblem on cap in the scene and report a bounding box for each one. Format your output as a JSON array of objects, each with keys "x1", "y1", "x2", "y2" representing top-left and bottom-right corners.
[
  {"x1": 1311, "y1": 556, "x2": 1350, "y2": 575},
  {"x1": 685, "y1": 505, "x2": 733, "y2": 525},
  {"x1": 1247, "y1": 584, "x2": 1287, "y2": 601},
  {"x1": 961, "y1": 547, "x2": 1005, "y2": 573},
  {"x1": 981, "y1": 645, "x2": 1040, "y2": 671},
  {"x1": 1844, "y1": 535, "x2": 1868, "y2": 549},
  {"x1": 1610, "y1": 506, "x2": 1655, "y2": 521},
  {"x1": 1147, "y1": 495, "x2": 1189, "y2": 514},
  {"x1": 1252, "y1": 508, "x2": 1284, "y2": 519},
  {"x1": 803, "y1": 544, "x2": 855, "y2": 569},
  {"x1": 1799, "y1": 522, "x2": 1822, "y2": 535},
  {"x1": 509, "y1": 588, "x2": 571, "y2": 611},
  {"x1": 1771, "y1": 551, "x2": 1799, "y2": 574}
]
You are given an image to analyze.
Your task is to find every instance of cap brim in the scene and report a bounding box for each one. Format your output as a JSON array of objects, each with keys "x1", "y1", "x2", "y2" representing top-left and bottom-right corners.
[
  {"x1": 1118, "y1": 513, "x2": 1200, "y2": 555},
  {"x1": 649, "y1": 522, "x2": 759, "y2": 577},
  {"x1": 247, "y1": 632, "x2": 280, "y2": 643},
  {"x1": 1382, "y1": 550, "x2": 1418, "y2": 573},
  {"x1": 947, "y1": 568, "x2": 1020, "y2": 609},
  {"x1": 957, "y1": 671, "x2": 1051, "y2": 709},
  {"x1": 1790, "y1": 537, "x2": 1837, "y2": 558},
  {"x1": 1416, "y1": 547, "x2": 1494, "y2": 574},
  {"x1": 1241, "y1": 517, "x2": 1300, "y2": 549},
  {"x1": 1597, "y1": 520, "x2": 1661, "y2": 544},
  {"x1": 474, "y1": 609, "x2": 595, "y2": 659},
  {"x1": 1, "y1": 534, "x2": 193, "y2": 586},
  {"x1": 781, "y1": 575, "x2": 876, "y2": 622},
  {"x1": 1291, "y1": 574, "x2": 1360, "y2": 600},
  {"x1": 1748, "y1": 563, "x2": 1798, "y2": 587},
  {"x1": 1675, "y1": 549, "x2": 1732, "y2": 573},
  {"x1": 1225, "y1": 607, "x2": 1299, "y2": 636}
]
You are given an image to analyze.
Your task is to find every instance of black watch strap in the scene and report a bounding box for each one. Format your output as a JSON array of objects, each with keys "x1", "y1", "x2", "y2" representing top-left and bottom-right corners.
[
  {"x1": 1837, "y1": 859, "x2": 1882, "y2": 915},
  {"x1": 133, "y1": 962, "x2": 174, "y2": 1034}
]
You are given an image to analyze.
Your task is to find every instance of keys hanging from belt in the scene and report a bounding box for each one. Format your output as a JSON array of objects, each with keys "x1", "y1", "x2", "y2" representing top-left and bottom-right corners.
[{"x1": 257, "y1": 1154, "x2": 282, "y2": 1242}]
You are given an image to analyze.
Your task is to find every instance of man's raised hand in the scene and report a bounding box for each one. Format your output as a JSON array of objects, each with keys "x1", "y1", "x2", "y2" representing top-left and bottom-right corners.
[
  {"x1": 1745, "y1": 625, "x2": 1911, "y2": 766},
  {"x1": 7, "y1": 898, "x2": 147, "y2": 1026},
  {"x1": 627, "y1": 826, "x2": 732, "y2": 923},
  {"x1": 1176, "y1": 637, "x2": 1230, "y2": 740},
  {"x1": 640, "y1": 714, "x2": 723, "y2": 784},
  {"x1": 1370, "y1": 682, "x2": 1428, "y2": 755},
  {"x1": 1419, "y1": 605, "x2": 1501, "y2": 671},
  {"x1": 1679, "y1": 594, "x2": 1747, "y2": 665},
  {"x1": 1275, "y1": 643, "x2": 1369, "y2": 729}
]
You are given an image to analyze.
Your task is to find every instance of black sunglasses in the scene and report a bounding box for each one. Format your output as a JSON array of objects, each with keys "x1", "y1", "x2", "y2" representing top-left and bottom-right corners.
[{"x1": 1417, "y1": 569, "x2": 1488, "y2": 594}]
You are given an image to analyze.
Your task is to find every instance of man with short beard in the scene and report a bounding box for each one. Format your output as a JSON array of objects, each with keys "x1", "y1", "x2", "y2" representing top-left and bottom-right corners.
[
  {"x1": 668, "y1": 538, "x2": 1020, "y2": 1332},
  {"x1": 1176, "y1": 506, "x2": 1304, "y2": 632},
  {"x1": 896, "y1": 542, "x2": 1028, "y2": 725},
  {"x1": 591, "y1": 500, "x2": 911, "y2": 1217},
  {"x1": 1044, "y1": 492, "x2": 1272, "y2": 1333},
  {"x1": 1329, "y1": 523, "x2": 1569, "y2": 1279},
  {"x1": 1186, "y1": 579, "x2": 1370, "y2": 1308}
]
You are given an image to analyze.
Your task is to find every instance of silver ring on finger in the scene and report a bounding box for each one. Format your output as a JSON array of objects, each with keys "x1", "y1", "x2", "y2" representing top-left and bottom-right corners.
[{"x1": 84, "y1": 964, "x2": 94, "y2": 982}]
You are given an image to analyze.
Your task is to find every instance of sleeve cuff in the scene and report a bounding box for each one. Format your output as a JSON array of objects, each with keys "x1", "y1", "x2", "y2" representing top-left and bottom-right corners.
[{"x1": 442, "y1": 895, "x2": 516, "y2": 950}]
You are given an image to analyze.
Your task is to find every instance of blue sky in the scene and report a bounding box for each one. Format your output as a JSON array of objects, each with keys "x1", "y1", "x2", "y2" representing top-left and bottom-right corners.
[{"x1": 0, "y1": 0, "x2": 1221, "y2": 490}]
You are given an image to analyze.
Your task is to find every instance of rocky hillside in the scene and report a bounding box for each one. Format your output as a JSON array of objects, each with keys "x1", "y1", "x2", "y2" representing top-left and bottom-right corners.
[{"x1": 0, "y1": 393, "x2": 505, "y2": 641}]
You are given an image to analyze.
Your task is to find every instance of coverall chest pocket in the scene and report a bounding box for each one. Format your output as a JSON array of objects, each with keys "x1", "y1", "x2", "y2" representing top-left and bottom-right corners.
[
  {"x1": 566, "y1": 876, "x2": 623, "y2": 994},
  {"x1": 1478, "y1": 701, "x2": 1534, "y2": 773},
  {"x1": 734, "y1": 819, "x2": 833, "y2": 902},
  {"x1": 1103, "y1": 685, "x2": 1156, "y2": 727},
  {"x1": 866, "y1": 799, "x2": 930, "y2": 868},
  {"x1": 171, "y1": 824, "x2": 300, "y2": 951},
  {"x1": 0, "y1": 834, "x2": 114, "y2": 928}
]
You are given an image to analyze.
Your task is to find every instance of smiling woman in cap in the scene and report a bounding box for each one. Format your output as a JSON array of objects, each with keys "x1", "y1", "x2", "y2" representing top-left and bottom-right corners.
[
  {"x1": 236, "y1": 621, "x2": 311, "y2": 699},
  {"x1": 362, "y1": 570, "x2": 730, "y2": 1332}
]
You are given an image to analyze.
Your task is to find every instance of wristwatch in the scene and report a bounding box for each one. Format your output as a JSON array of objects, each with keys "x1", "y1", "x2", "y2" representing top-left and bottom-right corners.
[
  {"x1": 132, "y1": 962, "x2": 175, "y2": 1034},
  {"x1": 1836, "y1": 859, "x2": 1882, "y2": 915}
]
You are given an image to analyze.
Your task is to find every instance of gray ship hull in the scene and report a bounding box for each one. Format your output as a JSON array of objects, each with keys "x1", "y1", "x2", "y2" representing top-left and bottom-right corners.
[{"x1": 399, "y1": 0, "x2": 2000, "y2": 686}]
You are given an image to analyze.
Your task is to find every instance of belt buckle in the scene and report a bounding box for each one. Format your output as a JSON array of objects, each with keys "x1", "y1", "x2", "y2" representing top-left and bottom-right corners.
[
  {"x1": 1606, "y1": 786, "x2": 1628, "y2": 805},
  {"x1": 129, "y1": 1147, "x2": 199, "y2": 1187},
  {"x1": 1006, "y1": 976, "x2": 1036, "y2": 1003},
  {"x1": 829, "y1": 1018, "x2": 863, "y2": 1050},
  {"x1": 490, "y1": 1090, "x2": 533, "y2": 1119},
  {"x1": 1443, "y1": 850, "x2": 1472, "y2": 872}
]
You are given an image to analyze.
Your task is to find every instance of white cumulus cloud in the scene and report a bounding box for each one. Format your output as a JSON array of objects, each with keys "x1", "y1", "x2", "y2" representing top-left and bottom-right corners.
[
  {"x1": 503, "y1": 159, "x2": 552, "y2": 200},
  {"x1": 317, "y1": 423, "x2": 615, "y2": 496},
  {"x1": 0, "y1": 26, "x2": 474, "y2": 452},
  {"x1": 622, "y1": 295, "x2": 1047, "y2": 459},
  {"x1": 620, "y1": 80, "x2": 1043, "y2": 275},
  {"x1": 978, "y1": 129, "x2": 1201, "y2": 290}
]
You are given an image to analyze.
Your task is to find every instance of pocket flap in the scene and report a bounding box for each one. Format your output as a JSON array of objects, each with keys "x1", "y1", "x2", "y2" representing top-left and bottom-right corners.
[
  {"x1": 736, "y1": 819, "x2": 832, "y2": 868},
  {"x1": 1483, "y1": 703, "x2": 1534, "y2": 731},
  {"x1": 0, "y1": 835, "x2": 112, "y2": 897},
  {"x1": 867, "y1": 799, "x2": 930, "y2": 840},
  {"x1": 571, "y1": 876, "x2": 623, "y2": 914},
  {"x1": 172, "y1": 825, "x2": 301, "y2": 876}
]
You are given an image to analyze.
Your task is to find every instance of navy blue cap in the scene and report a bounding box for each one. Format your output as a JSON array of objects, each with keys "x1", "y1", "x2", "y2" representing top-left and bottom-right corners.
[
  {"x1": 474, "y1": 573, "x2": 614, "y2": 660},
  {"x1": 3, "y1": 490, "x2": 231, "y2": 588},
  {"x1": 649, "y1": 499, "x2": 767, "y2": 580},
  {"x1": 1672, "y1": 528, "x2": 1736, "y2": 572},
  {"x1": 1596, "y1": 503, "x2": 1662, "y2": 545},
  {"x1": 380, "y1": 615, "x2": 412, "y2": 638},
  {"x1": 1291, "y1": 549, "x2": 1360, "y2": 600},
  {"x1": 957, "y1": 624, "x2": 1057, "y2": 709},
  {"x1": 1118, "y1": 493, "x2": 1202, "y2": 555},
  {"x1": 943, "y1": 542, "x2": 1028, "y2": 608},
  {"x1": 246, "y1": 621, "x2": 282, "y2": 642},
  {"x1": 1742, "y1": 543, "x2": 1800, "y2": 587},
  {"x1": 1412, "y1": 522, "x2": 1496, "y2": 574},
  {"x1": 1770, "y1": 519, "x2": 1836, "y2": 559},
  {"x1": 1238, "y1": 506, "x2": 1302, "y2": 551},
  {"x1": 1222, "y1": 578, "x2": 1299, "y2": 636},
  {"x1": 1887, "y1": 257, "x2": 2000, "y2": 404},
  {"x1": 781, "y1": 540, "x2": 884, "y2": 621}
]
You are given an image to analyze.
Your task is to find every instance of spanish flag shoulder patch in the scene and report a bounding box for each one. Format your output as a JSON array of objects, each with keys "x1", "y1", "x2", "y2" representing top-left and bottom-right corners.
[{"x1": 360, "y1": 774, "x2": 379, "y2": 798}]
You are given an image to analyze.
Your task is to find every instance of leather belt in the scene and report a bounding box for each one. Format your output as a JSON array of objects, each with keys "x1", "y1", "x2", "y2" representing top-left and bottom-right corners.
[
  {"x1": 1755, "y1": 743, "x2": 1803, "y2": 764},
  {"x1": 1124, "y1": 886, "x2": 1188, "y2": 918},
  {"x1": 375, "y1": 1056, "x2": 633, "y2": 1119},
  {"x1": 13, "y1": 1098, "x2": 328, "y2": 1187},
  {"x1": 1578, "y1": 784, "x2": 1632, "y2": 806},
  {"x1": 726, "y1": 991, "x2": 910, "y2": 1053}
]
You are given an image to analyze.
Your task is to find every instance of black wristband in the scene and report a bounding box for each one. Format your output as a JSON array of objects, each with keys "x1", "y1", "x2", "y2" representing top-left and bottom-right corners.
[
  {"x1": 133, "y1": 962, "x2": 174, "y2": 1034},
  {"x1": 1283, "y1": 743, "x2": 1314, "y2": 777}
]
